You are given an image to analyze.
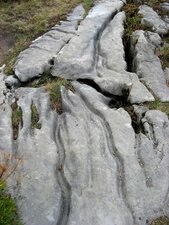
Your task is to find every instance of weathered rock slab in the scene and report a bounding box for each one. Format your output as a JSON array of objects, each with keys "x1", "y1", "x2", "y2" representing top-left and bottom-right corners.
[
  {"x1": 14, "y1": 4, "x2": 85, "y2": 82},
  {"x1": 51, "y1": 0, "x2": 124, "y2": 79},
  {"x1": 131, "y1": 30, "x2": 169, "y2": 102},
  {"x1": 139, "y1": 5, "x2": 169, "y2": 34}
]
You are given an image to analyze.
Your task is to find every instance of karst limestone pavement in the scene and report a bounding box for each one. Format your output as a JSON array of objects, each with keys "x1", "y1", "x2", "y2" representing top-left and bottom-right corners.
[{"x1": 1, "y1": 0, "x2": 169, "y2": 225}]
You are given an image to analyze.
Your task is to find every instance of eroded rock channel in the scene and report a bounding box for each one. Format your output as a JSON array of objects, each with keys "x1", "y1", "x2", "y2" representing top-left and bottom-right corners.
[{"x1": 0, "y1": 0, "x2": 169, "y2": 225}]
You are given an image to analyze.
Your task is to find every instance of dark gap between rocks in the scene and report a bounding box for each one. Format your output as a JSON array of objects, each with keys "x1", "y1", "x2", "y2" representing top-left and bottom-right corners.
[
  {"x1": 94, "y1": 10, "x2": 118, "y2": 70},
  {"x1": 123, "y1": 35, "x2": 133, "y2": 72},
  {"x1": 125, "y1": 105, "x2": 146, "y2": 134},
  {"x1": 77, "y1": 78, "x2": 130, "y2": 109}
]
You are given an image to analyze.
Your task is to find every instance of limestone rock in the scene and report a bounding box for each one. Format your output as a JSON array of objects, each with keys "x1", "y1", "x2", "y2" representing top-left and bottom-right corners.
[
  {"x1": 161, "y1": 2, "x2": 169, "y2": 13},
  {"x1": 51, "y1": 0, "x2": 124, "y2": 79},
  {"x1": 4, "y1": 81, "x2": 168, "y2": 225},
  {"x1": 1, "y1": 1, "x2": 169, "y2": 225},
  {"x1": 5, "y1": 75, "x2": 21, "y2": 88},
  {"x1": 139, "y1": 5, "x2": 169, "y2": 34},
  {"x1": 131, "y1": 30, "x2": 169, "y2": 102},
  {"x1": 14, "y1": 5, "x2": 85, "y2": 82},
  {"x1": 52, "y1": 9, "x2": 154, "y2": 104},
  {"x1": 9, "y1": 88, "x2": 62, "y2": 225}
]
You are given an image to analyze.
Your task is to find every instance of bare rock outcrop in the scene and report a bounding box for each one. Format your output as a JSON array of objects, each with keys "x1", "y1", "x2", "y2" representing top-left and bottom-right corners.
[{"x1": 1, "y1": 0, "x2": 169, "y2": 225}]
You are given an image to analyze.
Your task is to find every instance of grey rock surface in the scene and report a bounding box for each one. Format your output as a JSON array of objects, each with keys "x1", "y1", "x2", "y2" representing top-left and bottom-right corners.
[
  {"x1": 9, "y1": 87, "x2": 62, "y2": 225},
  {"x1": 5, "y1": 75, "x2": 21, "y2": 88},
  {"x1": 164, "y1": 67, "x2": 169, "y2": 86},
  {"x1": 139, "y1": 5, "x2": 169, "y2": 34},
  {"x1": 5, "y1": 82, "x2": 169, "y2": 225},
  {"x1": 52, "y1": 0, "x2": 124, "y2": 79},
  {"x1": 161, "y1": 2, "x2": 169, "y2": 13},
  {"x1": 0, "y1": 67, "x2": 13, "y2": 156},
  {"x1": 131, "y1": 30, "x2": 169, "y2": 102},
  {"x1": 14, "y1": 4, "x2": 85, "y2": 82},
  {"x1": 52, "y1": 8, "x2": 154, "y2": 103}
]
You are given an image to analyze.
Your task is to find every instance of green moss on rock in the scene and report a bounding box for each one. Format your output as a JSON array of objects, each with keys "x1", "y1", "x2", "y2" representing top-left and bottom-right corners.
[
  {"x1": 150, "y1": 216, "x2": 169, "y2": 225},
  {"x1": 0, "y1": 180, "x2": 23, "y2": 225}
]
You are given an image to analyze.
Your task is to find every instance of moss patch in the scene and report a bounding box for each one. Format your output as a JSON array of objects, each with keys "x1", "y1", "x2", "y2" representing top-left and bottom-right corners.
[
  {"x1": 0, "y1": 180, "x2": 23, "y2": 225},
  {"x1": 150, "y1": 216, "x2": 169, "y2": 225}
]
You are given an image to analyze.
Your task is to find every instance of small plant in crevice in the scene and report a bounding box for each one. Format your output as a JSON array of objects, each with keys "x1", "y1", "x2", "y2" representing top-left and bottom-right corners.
[
  {"x1": 31, "y1": 103, "x2": 41, "y2": 129},
  {"x1": 11, "y1": 100, "x2": 22, "y2": 140},
  {"x1": 150, "y1": 216, "x2": 169, "y2": 225},
  {"x1": 123, "y1": 3, "x2": 149, "y2": 72},
  {"x1": 45, "y1": 77, "x2": 74, "y2": 113}
]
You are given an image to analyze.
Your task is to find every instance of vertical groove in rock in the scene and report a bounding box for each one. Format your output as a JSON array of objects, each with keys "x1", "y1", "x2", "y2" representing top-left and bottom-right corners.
[
  {"x1": 55, "y1": 122, "x2": 71, "y2": 225},
  {"x1": 75, "y1": 82, "x2": 136, "y2": 221},
  {"x1": 59, "y1": 83, "x2": 133, "y2": 224}
]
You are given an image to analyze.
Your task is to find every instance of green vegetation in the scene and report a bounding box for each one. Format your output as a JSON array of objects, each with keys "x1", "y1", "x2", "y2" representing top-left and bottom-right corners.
[
  {"x1": 157, "y1": 43, "x2": 169, "y2": 69},
  {"x1": 150, "y1": 216, "x2": 169, "y2": 225},
  {"x1": 31, "y1": 104, "x2": 41, "y2": 129},
  {"x1": 0, "y1": 0, "x2": 94, "y2": 74},
  {"x1": 32, "y1": 71, "x2": 74, "y2": 113},
  {"x1": 11, "y1": 101, "x2": 22, "y2": 140},
  {"x1": 144, "y1": 99, "x2": 169, "y2": 116},
  {"x1": 32, "y1": 71, "x2": 55, "y2": 88},
  {"x1": 45, "y1": 77, "x2": 74, "y2": 113},
  {"x1": 0, "y1": 180, "x2": 23, "y2": 225},
  {"x1": 83, "y1": 0, "x2": 93, "y2": 14},
  {"x1": 0, "y1": 152, "x2": 23, "y2": 225},
  {"x1": 123, "y1": 3, "x2": 145, "y2": 38}
]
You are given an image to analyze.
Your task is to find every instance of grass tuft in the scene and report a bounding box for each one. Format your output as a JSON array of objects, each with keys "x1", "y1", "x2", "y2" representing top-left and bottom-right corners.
[
  {"x1": 45, "y1": 77, "x2": 74, "y2": 113},
  {"x1": 144, "y1": 99, "x2": 169, "y2": 116}
]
